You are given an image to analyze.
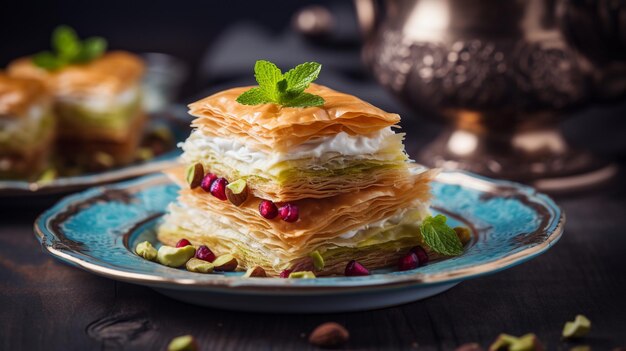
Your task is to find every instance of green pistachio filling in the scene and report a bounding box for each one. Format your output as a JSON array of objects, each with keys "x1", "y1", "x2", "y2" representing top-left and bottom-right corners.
[
  {"x1": 0, "y1": 111, "x2": 55, "y2": 153},
  {"x1": 56, "y1": 93, "x2": 141, "y2": 133}
]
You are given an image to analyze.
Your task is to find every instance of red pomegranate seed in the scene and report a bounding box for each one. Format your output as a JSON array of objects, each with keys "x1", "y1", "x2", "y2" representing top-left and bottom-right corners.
[
  {"x1": 209, "y1": 177, "x2": 229, "y2": 200},
  {"x1": 398, "y1": 252, "x2": 419, "y2": 271},
  {"x1": 410, "y1": 246, "x2": 428, "y2": 266},
  {"x1": 344, "y1": 260, "x2": 370, "y2": 276},
  {"x1": 195, "y1": 245, "x2": 216, "y2": 262},
  {"x1": 278, "y1": 203, "x2": 299, "y2": 222},
  {"x1": 175, "y1": 238, "x2": 191, "y2": 248},
  {"x1": 279, "y1": 269, "x2": 292, "y2": 278},
  {"x1": 200, "y1": 173, "x2": 217, "y2": 192},
  {"x1": 259, "y1": 200, "x2": 278, "y2": 219}
]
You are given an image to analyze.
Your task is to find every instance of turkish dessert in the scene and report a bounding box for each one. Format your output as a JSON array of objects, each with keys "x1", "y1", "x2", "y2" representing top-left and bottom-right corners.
[
  {"x1": 0, "y1": 73, "x2": 55, "y2": 179},
  {"x1": 8, "y1": 26, "x2": 145, "y2": 169},
  {"x1": 155, "y1": 60, "x2": 464, "y2": 277}
]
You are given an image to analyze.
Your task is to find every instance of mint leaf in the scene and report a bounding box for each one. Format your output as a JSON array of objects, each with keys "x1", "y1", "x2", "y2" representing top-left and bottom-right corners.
[
  {"x1": 236, "y1": 87, "x2": 271, "y2": 105},
  {"x1": 75, "y1": 37, "x2": 107, "y2": 62},
  {"x1": 32, "y1": 51, "x2": 64, "y2": 70},
  {"x1": 52, "y1": 25, "x2": 81, "y2": 61},
  {"x1": 283, "y1": 62, "x2": 321, "y2": 94},
  {"x1": 420, "y1": 215, "x2": 463, "y2": 256},
  {"x1": 282, "y1": 92, "x2": 325, "y2": 107},
  {"x1": 254, "y1": 60, "x2": 283, "y2": 101},
  {"x1": 237, "y1": 60, "x2": 325, "y2": 108},
  {"x1": 33, "y1": 25, "x2": 107, "y2": 71}
]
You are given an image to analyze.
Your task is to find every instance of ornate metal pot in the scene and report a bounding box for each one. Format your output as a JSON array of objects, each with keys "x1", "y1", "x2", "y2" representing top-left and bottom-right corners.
[{"x1": 356, "y1": 0, "x2": 626, "y2": 190}]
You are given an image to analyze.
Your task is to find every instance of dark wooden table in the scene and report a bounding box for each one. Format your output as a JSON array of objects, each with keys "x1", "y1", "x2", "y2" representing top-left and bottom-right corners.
[{"x1": 1, "y1": 161, "x2": 625, "y2": 351}]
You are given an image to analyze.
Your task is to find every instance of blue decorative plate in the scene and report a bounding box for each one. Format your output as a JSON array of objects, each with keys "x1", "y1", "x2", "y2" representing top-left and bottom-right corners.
[
  {"x1": 34, "y1": 172, "x2": 564, "y2": 313},
  {"x1": 0, "y1": 106, "x2": 189, "y2": 198}
]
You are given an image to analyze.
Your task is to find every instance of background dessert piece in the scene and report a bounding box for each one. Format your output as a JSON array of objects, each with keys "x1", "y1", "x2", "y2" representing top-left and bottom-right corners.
[
  {"x1": 8, "y1": 51, "x2": 145, "y2": 170},
  {"x1": 0, "y1": 74, "x2": 55, "y2": 179}
]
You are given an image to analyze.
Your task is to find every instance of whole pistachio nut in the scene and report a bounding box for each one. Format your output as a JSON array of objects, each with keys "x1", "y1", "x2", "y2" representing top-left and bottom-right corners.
[
  {"x1": 135, "y1": 241, "x2": 158, "y2": 261},
  {"x1": 225, "y1": 179, "x2": 249, "y2": 206},
  {"x1": 243, "y1": 266, "x2": 267, "y2": 278},
  {"x1": 185, "y1": 258, "x2": 214, "y2": 273},
  {"x1": 38, "y1": 168, "x2": 57, "y2": 183},
  {"x1": 309, "y1": 250, "x2": 325, "y2": 270},
  {"x1": 563, "y1": 315, "x2": 591, "y2": 339},
  {"x1": 157, "y1": 245, "x2": 196, "y2": 268},
  {"x1": 167, "y1": 335, "x2": 199, "y2": 351},
  {"x1": 288, "y1": 271, "x2": 316, "y2": 279},
  {"x1": 185, "y1": 163, "x2": 204, "y2": 189},
  {"x1": 212, "y1": 254, "x2": 238, "y2": 271}
]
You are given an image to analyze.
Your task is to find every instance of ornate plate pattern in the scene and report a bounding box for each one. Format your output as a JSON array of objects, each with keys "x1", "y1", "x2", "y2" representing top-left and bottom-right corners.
[{"x1": 34, "y1": 172, "x2": 564, "y2": 312}]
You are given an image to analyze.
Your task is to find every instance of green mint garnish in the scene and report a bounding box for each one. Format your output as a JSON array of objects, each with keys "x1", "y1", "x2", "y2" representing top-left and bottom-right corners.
[
  {"x1": 236, "y1": 60, "x2": 325, "y2": 108},
  {"x1": 419, "y1": 215, "x2": 464, "y2": 256},
  {"x1": 32, "y1": 25, "x2": 107, "y2": 71}
]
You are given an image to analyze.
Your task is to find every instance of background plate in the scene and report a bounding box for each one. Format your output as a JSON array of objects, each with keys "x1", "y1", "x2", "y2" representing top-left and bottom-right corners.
[
  {"x1": 0, "y1": 106, "x2": 189, "y2": 198},
  {"x1": 35, "y1": 172, "x2": 564, "y2": 313}
]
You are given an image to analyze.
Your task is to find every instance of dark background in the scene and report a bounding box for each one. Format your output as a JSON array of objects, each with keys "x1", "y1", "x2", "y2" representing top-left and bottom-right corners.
[{"x1": 1, "y1": 0, "x2": 337, "y2": 99}]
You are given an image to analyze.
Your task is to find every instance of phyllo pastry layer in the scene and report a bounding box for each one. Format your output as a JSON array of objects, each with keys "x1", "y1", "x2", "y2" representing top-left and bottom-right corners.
[
  {"x1": 188, "y1": 83, "x2": 400, "y2": 153},
  {"x1": 0, "y1": 74, "x2": 55, "y2": 178},
  {"x1": 181, "y1": 126, "x2": 410, "y2": 202},
  {"x1": 157, "y1": 166, "x2": 437, "y2": 275},
  {"x1": 8, "y1": 51, "x2": 145, "y2": 143}
]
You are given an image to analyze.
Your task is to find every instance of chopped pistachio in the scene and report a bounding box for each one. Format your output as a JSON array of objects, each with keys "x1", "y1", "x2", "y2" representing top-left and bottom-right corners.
[
  {"x1": 489, "y1": 334, "x2": 518, "y2": 351},
  {"x1": 94, "y1": 152, "x2": 115, "y2": 168},
  {"x1": 212, "y1": 254, "x2": 238, "y2": 271},
  {"x1": 454, "y1": 226, "x2": 472, "y2": 245},
  {"x1": 37, "y1": 168, "x2": 57, "y2": 183},
  {"x1": 185, "y1": 258, "x2": 214, "y2": 273},
  {"x1": 157, "y1": 245, "x2": 196, "y2": 268},
  {"x1": 309, "y1": 250, "x2": 325, "y2": 270},
  {"x1": 563, "y1": 315, "x2": 591, "y2": 339},
  {"x1": 570, "y1": 346, "x2": 591, "y2": 351},
  {"x1": 243, "y1": 266, "x2": 267, "y2": 278},
  {"x1": 289, "y1": 271, "x2": 316, "y2": 279},
  {"x1": 167, "y1": 335, "x2": 198, "y2": 351},
  {"x1": 509, "y1": 334, "x2": 540, "y2": 351},
  {"x1": 135, "y1": 241, "x2": 157, "y2": 261},
  {"x1": 136, "y1": 147, "x2": 154, "y2": 161}
]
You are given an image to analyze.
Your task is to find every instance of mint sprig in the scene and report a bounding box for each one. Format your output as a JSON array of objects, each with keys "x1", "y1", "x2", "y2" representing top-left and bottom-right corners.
[
  {"x1": 419, "y1": 215, "x2": 464, "y2": 256},
  {"x1": 32, "y1": 25, "x2": 107, "y2": 71},
  {"x1": 236, "y1": 60, "x2": 325, "y2": 108}
]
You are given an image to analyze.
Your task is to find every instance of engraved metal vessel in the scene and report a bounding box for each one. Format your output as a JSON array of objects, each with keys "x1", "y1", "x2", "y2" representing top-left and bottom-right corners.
[{"x1": 356, "y1": 0, "x2": 626, "y2": 190}]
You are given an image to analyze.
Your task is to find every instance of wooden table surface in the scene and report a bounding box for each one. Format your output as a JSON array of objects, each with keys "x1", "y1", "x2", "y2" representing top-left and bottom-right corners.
[{"x1": 1, "y1": 163, "x2": 625, "y2": 351}]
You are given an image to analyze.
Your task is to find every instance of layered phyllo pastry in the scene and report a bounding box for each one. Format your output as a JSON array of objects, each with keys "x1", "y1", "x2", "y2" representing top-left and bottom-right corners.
[
  {"x1": 8, "y1": 26, "x2": 145, "y2": 169},
  {"x1": 156, "y1": 61, "x2": 464, "y2": 277},
  {"x1": 0, "y1": 73, "x2": 55, "y2": 179}
]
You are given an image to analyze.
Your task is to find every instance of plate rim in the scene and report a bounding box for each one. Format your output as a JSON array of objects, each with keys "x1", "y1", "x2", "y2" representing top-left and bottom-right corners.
[{"x1": 34, "y1": 171, "x2": 565, "y2": 292}]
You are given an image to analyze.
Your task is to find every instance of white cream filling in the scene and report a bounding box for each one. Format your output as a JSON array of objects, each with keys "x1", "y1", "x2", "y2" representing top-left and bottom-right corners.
[
  {"x1": 337, "y1": 202, "x2": 429, "y2": 240},
  {"x1": 181, "y1": 127, "x2": 401, "y2": 168},
  {"x1": 0, "y1": 104, "x2": 46, "y2": 141},
  {"x1": 57, "y1": 84, "x2": 140, "y2": 113}
]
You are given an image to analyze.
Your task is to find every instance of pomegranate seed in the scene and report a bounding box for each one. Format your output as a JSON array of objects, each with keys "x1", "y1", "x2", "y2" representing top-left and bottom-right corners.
[
  {"x1": 195, "y1": 245, "x2": 216, "y2": 262},
  {"x1": 175, "y1": 238, "x2": 191, "y2": 248},
  {"x1": 259, "y1": 200, "x2": 278, "y2": 219},
  {"x1": 345, "y1": 260, "x2": 370, "y2": 276},
  {"x1": 278, "y1": 203, "x2": 299, "y2": 222},
  {"x1": 209, "y1": 177, "x2": 229, "y2": 200},
  {"x1": 398, "y1": 252, "x2": 419, "y2": 271},
  {"x1": 410, "y1": 246, "x2": 428, "y2": 266},
  {"x1": 279, "y1": 269, "x2": 292, "y2": 278},
  {"x1": 200, "y1": 173, "x2": 217, "y2": 192}
]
